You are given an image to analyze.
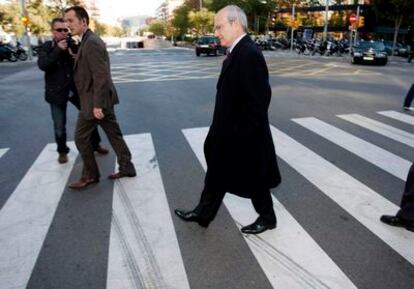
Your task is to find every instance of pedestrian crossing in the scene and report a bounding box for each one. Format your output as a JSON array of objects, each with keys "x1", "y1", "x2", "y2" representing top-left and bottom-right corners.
[{"x1": 0, "y1": 110, "x2": 413, "y2": 289}]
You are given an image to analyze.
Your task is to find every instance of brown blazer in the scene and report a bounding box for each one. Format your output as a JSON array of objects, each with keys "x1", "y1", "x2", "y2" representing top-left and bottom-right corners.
[{"x1": 73, "y1": 29, "x2": 119, "y2": 120}]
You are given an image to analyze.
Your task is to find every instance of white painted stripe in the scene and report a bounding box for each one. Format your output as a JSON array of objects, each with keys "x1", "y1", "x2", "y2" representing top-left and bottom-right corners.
[
  {"x1": 182, "y1": 127, "x2": 357, "y2": 289},
  {"x1": 270, "y1": 125, "x2": 414, "y2": 265},
  {"x1": 378, "y1": 110, "x2": 414, "y2": 126},
  {"x1": 292, "y1": 117, "x2": 411, "y2": 180},
  {"x1": 0, "y1": 142, "x2": 78, "y2": 289},
  {"x1": 0, "y1": 148, "x2": 9, "y2": 159},
  {"x1": 106, "y1": 134, "x2": 190, "y2": 289},
  {"x1": 338, "y1": 114, "x2": 414, "y2": 148}
]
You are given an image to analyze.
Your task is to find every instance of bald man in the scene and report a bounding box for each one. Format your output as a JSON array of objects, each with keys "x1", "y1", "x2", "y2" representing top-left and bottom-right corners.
[{"x1": 175, "y1": 5, "x2": 281, "y2": 234}]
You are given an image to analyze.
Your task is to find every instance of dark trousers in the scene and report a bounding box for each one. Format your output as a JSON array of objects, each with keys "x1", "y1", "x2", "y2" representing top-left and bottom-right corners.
[
  {"x1": 194, "y1": 187, "x2": 276, "y2": 225},
  {"x1": 397, "y1": 163, "x2": 414, "y2": 222},
  {"x1": 403, "y1": 83, "x2": 414, "y2": 108},
  {"x1": 50, "y1": 96, "x2": 100, "y2": 154},
  {"x1": 75, "y1": 109, "x2": 135, "y2": 179}
]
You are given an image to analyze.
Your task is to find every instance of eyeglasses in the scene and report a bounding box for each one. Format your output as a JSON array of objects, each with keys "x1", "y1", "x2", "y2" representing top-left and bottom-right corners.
[{"x1": 54, "y1": 28, "x2": 69, "y2": 33}]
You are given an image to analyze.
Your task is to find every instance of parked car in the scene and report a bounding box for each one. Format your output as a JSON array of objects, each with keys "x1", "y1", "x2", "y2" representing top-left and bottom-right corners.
[
  {"x1": 195, "y1": 36, "x2": 224, "y2": 56},
  {"x1": 351, "y1": 40, "x2": 388, "y2": 65},
  {"x1": 383, "y1": 40, "x2": 409, "y2": 56}
]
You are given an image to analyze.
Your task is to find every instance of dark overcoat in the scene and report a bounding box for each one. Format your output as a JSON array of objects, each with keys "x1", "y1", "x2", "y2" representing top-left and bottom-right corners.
[
  {"x1": 73, "y1": 29, "x2": 119, "y2": 120},
  {"x1": 37, "y1": 40, "x2": 77, "y2": 105},
  {"x1": 204, "y1": 35, "x2": 281, "y2": 198}
]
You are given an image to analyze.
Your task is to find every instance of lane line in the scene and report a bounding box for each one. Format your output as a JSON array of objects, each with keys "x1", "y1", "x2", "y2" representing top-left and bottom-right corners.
[
  {"x1": 338, "y1": 114, "x2": 414, "y2": 148},
  {"x1": 377, "y1": 110, "x2": 414, "y2": 126},
  {"x1": 0, "y1": 148, "x2": 9, "y2": 159},
  {"x1": 292, "y1": 117, "x2": 411, "y2": 180},
  {"x1": 106, "y1": 134, "x2": 190, "y2": 289},
  {"x1": 0, "y1": 142, "x2": 78, "y2": 289},
  {"x1": 182, "y1": 127, "x2": 357, "y2": 289},
  {"x1": 270, "y1": 125, "x2": 414, "y2": 265}
]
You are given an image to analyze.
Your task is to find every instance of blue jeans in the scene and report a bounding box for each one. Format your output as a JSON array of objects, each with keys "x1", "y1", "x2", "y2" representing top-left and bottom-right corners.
[
  {"x1": 404, "y1": 83, "x2": 414, "y2": 108},
  {"x1": 50, "y1": 96, "x2": 101, "y2": 154}
]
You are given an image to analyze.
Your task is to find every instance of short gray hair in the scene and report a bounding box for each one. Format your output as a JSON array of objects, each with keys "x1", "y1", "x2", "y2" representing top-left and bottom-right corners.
[{"x1": 221, "y1": 5, "x2": 248, "y2": 32}]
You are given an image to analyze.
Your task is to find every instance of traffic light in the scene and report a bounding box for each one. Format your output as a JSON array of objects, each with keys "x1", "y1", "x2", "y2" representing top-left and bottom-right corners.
[
  {"x1": 21, "y1": 16, "x2": 29, "y2": 27},
  {"x1": 358, "y1": 16, "x2": 364, "y2": 28}
]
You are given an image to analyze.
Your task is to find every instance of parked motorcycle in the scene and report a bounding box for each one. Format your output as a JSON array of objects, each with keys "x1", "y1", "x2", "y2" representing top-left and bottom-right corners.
[
  {"x1": 13, "y1": 42, "x2": 28, "y2": 61},
  {"x1": 0, "y1": 43, "x2": 17, "y2": 62}
]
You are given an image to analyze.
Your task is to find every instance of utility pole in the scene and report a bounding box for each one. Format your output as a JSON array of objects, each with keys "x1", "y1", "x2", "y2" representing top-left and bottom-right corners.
[
  {"x1": 323, "y1": 0, "x2": 329, "y2": 41},
  {"x1": 354, "y1": 4, "x2": 360, "y2": 46},
  {"x1": 19, "y1": 0, "x2": 32, "y2": 60},
  {"x1": 290, "y1": 4, "x2": 295, "y2": 52}
]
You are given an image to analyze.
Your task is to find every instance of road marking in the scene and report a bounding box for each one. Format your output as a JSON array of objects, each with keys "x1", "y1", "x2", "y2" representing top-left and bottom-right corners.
[
  {"x1": 106, "y1": 134, "x2": 190, "y2": 289},
  {"x1": 182, "y1": 127, "x2": 357, "y2": 289},
  {"x1": 292, "y1": 117, "x2": 411, "y2": 180},
  {"x1": 0, "y1": 142, "x2": 78, "y2": 289},
  {"x1": 378, "y1": 110, "x2": 414, "y2": 126},
  {"x1": 338, "y1": 114, "x2": 414, "y2": 148},
  {"x1": 0, "y1": 148, "x2": 9, "y2": 159},
  {"x1": 270, "y1": 125, "x2": 414, "y2": 265}
]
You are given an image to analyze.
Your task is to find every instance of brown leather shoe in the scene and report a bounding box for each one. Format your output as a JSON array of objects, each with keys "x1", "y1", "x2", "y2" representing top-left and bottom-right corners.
[
  {"x1": 94, "y1": 145, "x2": 109, "y2": 155},
  {"x1": 58, "y1": 153, "x2": 68, "y2": 164},
  {"x1": 68, "y1": 177, "x2": 99, "y2": 189},
  {"x1": 108, "y1": 171, "x2": 136, "y2": 179}
]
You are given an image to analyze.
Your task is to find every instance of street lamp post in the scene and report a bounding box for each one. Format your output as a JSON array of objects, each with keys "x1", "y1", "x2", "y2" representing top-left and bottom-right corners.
[
  {"x1": 19, "y1": 0, "x2": 32, "y2": 60},
  {"x1": 290, "y1": 4, "x2": 295, "y2": 52},
  {"x1": 323, "y1": 0, "x2": 329, "y2": 41}
]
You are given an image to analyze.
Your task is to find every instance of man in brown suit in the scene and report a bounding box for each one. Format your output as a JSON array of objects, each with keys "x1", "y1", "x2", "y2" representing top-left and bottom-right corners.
[{"x1": 64, "y1": 6, "x2": 136, "y2": 189}]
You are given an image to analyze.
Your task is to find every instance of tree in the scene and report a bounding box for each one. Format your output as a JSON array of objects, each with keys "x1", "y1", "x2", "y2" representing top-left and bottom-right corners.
[
  {"x1": 184, "y1": 0, "x2": 202, "y2": 11},
  {"x1": 148, "y1": 20, "x2": 166, "y2": 36},
  {"x1": 374, "y1": 0, "x2": 414, "y2": 55},
  {"x1": 189, "y1": 8, "x2": 214, "y2": 36},
  {"x1": 172, "y1": 5, "x2": 190, "y2": 40}
]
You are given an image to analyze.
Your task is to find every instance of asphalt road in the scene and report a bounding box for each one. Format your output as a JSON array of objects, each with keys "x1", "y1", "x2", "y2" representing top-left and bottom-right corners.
[{"x1": 0, "y1": 47, "x2": 413, "y2": 289}]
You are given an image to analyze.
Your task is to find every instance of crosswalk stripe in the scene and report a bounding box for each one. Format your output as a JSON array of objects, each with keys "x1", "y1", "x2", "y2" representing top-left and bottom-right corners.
[
  {"x1": 0, "y1": 142, "x2": 78, "y2": 289},
  {"x1": 182, "y1": 127, "x2": 357, "y2": 289},
  {"x1": 0, "y1": 148, "x2": 9, "y2": 159},
  {"x1": 292, "y1": 117, "x2": 411, "y2": 180},
  {"x1": 377, "y1": 110, "x2": 414, "y2": 126},
  {"x1": 106, "y1": 134, "x2": 190, "y2": 289},
  {"x1": 270, "y1": 125, "x2": 414, "y2": 265},
  {"x1": 338, "y1": 113, "x2": 414, "y2": 148}
]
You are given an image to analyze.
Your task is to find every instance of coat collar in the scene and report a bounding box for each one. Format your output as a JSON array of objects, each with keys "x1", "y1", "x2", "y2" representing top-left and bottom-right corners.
[
  {"x1": 219, "y1": 35, "x2": 250, "y2": 81},
  {"x1": 74, "y1": 29, "x2": 92, "y2": 70}
]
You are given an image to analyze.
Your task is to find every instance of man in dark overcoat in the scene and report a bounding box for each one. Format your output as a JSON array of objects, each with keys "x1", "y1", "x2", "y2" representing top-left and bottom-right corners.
[
  {"x1": 64, "y1": 6, "x2": 136, "y2": 189},
  {"x1": 381, "y1": 163, "x2": 414, "y2": 232},
  {"x1": 175, "y1": 5, "x2": 281, "y2": 234}
]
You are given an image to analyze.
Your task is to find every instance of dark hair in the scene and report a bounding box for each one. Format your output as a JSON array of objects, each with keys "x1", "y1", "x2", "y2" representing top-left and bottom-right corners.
[
  {"x1": 64, "y1": 6, "x2": 89, "y2": 25},
  {"x1": 51, "y1": 17, "x2": 65, "y2": 29}
]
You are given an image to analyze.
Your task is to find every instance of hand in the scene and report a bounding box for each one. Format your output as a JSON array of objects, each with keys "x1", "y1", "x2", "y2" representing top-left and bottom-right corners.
[
  {"x1": 57, "y1": 39, "x2": 68, "y2": 50},
  {"x1": 93, "y1": 108, "x2": 104, "y2": 120}
]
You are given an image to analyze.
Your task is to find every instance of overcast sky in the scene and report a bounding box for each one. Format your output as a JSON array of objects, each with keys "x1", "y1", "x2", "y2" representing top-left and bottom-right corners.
[{"x1": 97, "y1": 0, "x2": 163, "y2": 25}]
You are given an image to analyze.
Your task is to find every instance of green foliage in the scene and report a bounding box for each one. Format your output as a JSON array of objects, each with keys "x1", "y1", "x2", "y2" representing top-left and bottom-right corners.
[
  {"x1": 148, "y1": 20, "x2": 167, "y2": 36},
  {"x1": 188, "y1": 8, "x2": 214, "y2": 36},
  {"x1": 0, "y1": 0, "x2": 127, "y2": 38},
  {"x1": 172, "y1": 5, "x2": 191, "y2": 39}
]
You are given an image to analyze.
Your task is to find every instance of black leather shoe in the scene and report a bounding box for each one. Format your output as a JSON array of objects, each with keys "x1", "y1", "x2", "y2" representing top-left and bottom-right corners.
[
  {"x1": 108, "y1": 171, "x2": 136, "y2": 179},
  {"x1": 94, "y1": 145, "x2": 109, "y2": 155},
  {"x1": 174, "y1": 209, "x2": 209, "y2": 228},
  {"x1": 241, "y1": 220, "x2": 276, "y2": 235},
  {"x1": 380, "y1": 215, "x2": 414, "y2": 232}
]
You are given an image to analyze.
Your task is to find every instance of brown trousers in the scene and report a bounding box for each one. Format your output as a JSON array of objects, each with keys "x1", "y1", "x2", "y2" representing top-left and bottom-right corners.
[{"x1": 75, "y1": 110, "x2": 135, "y2": 179}]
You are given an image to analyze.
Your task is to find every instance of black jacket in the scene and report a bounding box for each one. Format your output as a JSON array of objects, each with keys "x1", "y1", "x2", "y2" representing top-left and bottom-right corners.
[
  {"x1": 37, "y1": 40, "x2": 77, "y2": 104},
  {"x1": 204, "y1": 35, "x2": 281, "y2": 197}
]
